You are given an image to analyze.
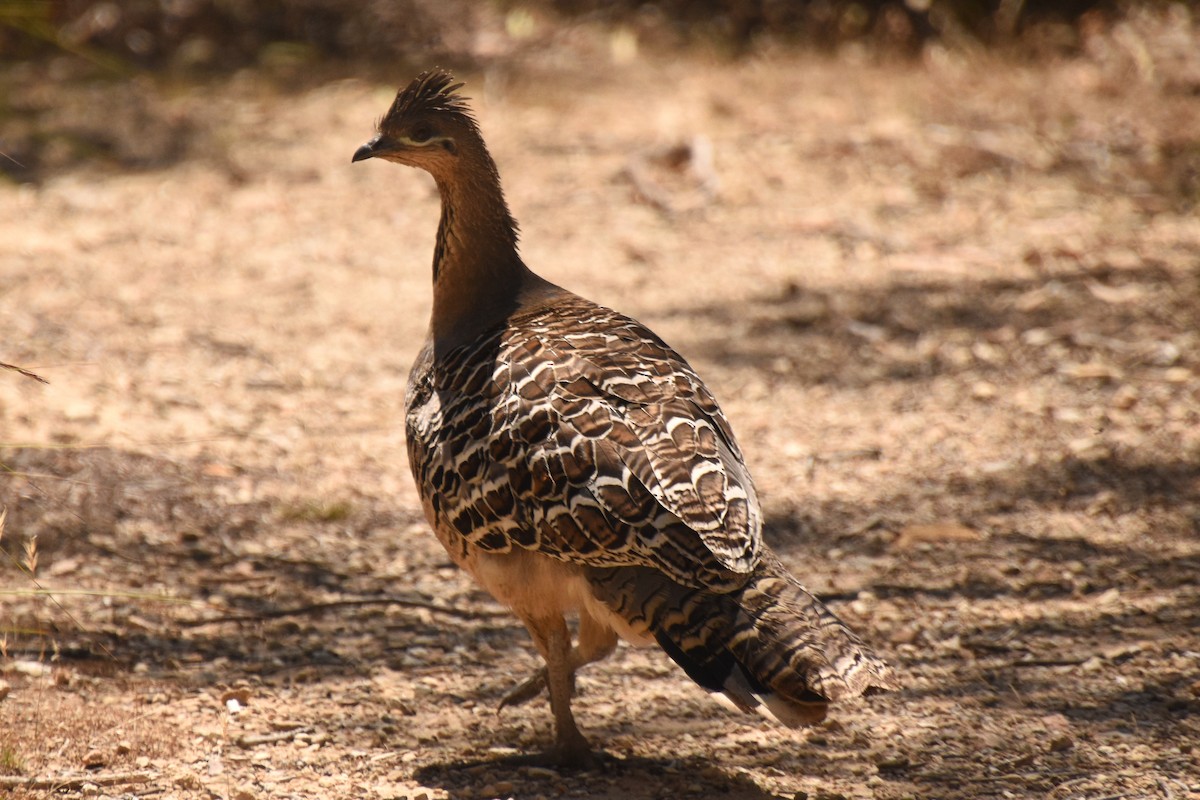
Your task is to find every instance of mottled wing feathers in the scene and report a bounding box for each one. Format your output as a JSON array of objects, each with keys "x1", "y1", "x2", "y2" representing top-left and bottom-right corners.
[
  {"x1": 528, "y1": 335, "x2": 761, "y2": 575},
  {"x1": 405, "y1": 296, "x2": 761, "y2": 586}
]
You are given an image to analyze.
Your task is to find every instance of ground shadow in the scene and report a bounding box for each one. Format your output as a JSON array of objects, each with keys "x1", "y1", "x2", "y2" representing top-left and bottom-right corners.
[
  {"x1": 2, "y1": 395, "x2": 1196, "y2": 674},
  {"x1": 415, "y1": 751, "x2": 781, "y2": 800},
  {"x1": 666, "y1": 261, "x2": 1199, "y2": 390}
]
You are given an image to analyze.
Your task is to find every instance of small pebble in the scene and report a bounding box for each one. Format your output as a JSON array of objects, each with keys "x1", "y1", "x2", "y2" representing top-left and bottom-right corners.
[
  {"x1": 1110, "y1": 385, "x2": 1138, "y2": 409},
  {"x1": 1164, "y1": 367, "x2": 1192, "y2": 383},
  {"x1": 1048, "y1": 734, "x2": 1074, "y2": 752},
  {"x1": 175, "y1": 772, "x2": 203, "y2": 790},
  {"x1": 12, "y1": 661, "x2": 50, "y2": 677},
  {"x1": 972, "y1": 380, "x2": 998, "y2": 400}
]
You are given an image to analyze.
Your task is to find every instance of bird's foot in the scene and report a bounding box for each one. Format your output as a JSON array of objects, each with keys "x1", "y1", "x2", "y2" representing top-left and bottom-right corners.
[
  {"x1": 498, "y1": 668, "x2": 577, "y2": 711},
  {"x1": 550, "y1": 731, "x2": 596, "y2": 770}
]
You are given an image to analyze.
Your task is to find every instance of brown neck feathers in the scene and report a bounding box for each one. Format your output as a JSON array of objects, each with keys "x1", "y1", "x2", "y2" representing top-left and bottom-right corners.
[{"x1": 427, "y1": 132, "x2": 530, "y2": 353}]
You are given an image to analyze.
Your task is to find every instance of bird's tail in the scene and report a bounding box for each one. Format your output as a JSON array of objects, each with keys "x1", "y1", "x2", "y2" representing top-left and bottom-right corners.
[{"x1": 587, "y1": 552, "x2": 897, "y2": 727}]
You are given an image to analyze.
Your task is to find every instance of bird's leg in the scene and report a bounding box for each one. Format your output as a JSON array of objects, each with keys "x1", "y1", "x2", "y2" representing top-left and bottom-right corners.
[
  {"x1": 543, "y1": 618, "x2": 593, "y2": 766},
  {"x1": 514, "y1": 614, "x2": 595, "y2": 767},
  {"x1": 499, "y1": 610, "x2": 618, "y2": 710}
]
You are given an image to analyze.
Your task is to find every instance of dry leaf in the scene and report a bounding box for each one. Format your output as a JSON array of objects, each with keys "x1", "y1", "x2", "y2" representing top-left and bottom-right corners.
[
  {"x1": 1110, "y1": 385, "x2": 1139, "y2": 409},
  {"x1": 46, "y1": 556, "x2": 81, "y2": 577},
  {"x1": 972, "y1": 381, "x2": 998, "y2": 400},
  {"x1": 894, "y1": 522, "x2": 983, "y2": 549},
  {"x1": 1086, "y1": 281, "x2": 1146, "y2": 303},
  {"x1": 1068, "y1": 436, "x2": 1111, "y2": 461},
  {"x1": 1164, "y1": 367, "x2": 1193, "y2": 383},
  {"x1": 1062, "y1": 362, "x2": 1124, "y2": 381}
]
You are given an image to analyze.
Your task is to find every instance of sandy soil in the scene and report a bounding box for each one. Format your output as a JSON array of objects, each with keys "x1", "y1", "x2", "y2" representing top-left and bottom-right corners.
[{"x1": 2, "y1": 18, "x2": 1200, "y2": 800}]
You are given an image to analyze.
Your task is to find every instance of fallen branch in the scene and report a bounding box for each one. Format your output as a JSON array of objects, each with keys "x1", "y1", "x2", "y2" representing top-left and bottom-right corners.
[
  {"x1": 0, "y1": 771, "x2": 152, "y2": 790},
  {"x1": 176, "y1": 595, "x2": 506, "y2": 627}
]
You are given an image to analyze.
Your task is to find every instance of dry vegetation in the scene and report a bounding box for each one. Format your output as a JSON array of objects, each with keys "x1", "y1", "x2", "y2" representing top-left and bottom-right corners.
[
  {"x1": 2, "y1": 7, "x2": 1200, "y2": 800},
  {"x1": 0, "y1": 0, "x2": 1117, "y2": 71}
]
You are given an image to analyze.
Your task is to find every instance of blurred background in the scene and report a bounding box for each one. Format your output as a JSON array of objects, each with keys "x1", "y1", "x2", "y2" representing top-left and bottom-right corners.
[
  {"x1": 0, "y1": 0, "x2": 1146, "y2": 71},
  {"x1": 3, "y1": 0, "x2": 1198, "y2": 183},
  {"x1": 1, "y1": 3, "x2": 1199, "y2": 800}
]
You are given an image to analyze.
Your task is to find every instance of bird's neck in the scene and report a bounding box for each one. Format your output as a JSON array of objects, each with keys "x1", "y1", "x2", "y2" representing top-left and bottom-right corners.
[{"x1": 428, "y1": 147, "x2": 535, "y2": 354}]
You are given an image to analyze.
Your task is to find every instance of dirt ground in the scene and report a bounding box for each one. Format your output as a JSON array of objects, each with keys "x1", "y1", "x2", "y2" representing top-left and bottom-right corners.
[{"x1": 2, "y1": 15, "x2": 1200, "y2": 800}]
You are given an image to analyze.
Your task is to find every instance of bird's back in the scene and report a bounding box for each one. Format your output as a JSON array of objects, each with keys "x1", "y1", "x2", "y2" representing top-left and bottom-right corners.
[{"x1": 405, "y1": 292, "x2": 760, "y2": 583}]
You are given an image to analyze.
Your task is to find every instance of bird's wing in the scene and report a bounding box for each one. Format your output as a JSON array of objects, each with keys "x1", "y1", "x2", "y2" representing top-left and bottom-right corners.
[{"x1": 493, "y1": 303, "x2": 763, "y2": 585}]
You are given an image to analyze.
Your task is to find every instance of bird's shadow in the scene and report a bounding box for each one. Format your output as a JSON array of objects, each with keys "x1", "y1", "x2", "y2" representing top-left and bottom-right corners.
[{"x1": 415, "y1": 750, "x2": 781, "y2": 799}]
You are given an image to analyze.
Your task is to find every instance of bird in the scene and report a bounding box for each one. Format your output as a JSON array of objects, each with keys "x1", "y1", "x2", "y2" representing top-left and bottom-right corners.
[{"x1": 352, "y1": 68, "x2": 897, "y2": 766}]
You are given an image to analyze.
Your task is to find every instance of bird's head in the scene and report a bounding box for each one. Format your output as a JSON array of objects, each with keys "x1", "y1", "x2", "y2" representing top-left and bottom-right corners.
[{"x1": 352, "y1": 68, "x2": 476, "y2": 173}]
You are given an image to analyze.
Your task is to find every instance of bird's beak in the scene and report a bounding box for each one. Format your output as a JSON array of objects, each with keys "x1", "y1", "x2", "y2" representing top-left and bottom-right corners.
[{"x1": 352, "y1": 135, "x2": 395, "y2": 163}]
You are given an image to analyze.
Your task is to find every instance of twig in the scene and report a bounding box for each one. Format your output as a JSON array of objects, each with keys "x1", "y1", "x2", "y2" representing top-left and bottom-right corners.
[
  {"x1": 0, "y1": 588, "x2": 195, "y2": 604},
  {"x1": 805, "y1": 447, "x2": 883, "y2": 480},
  {"x1": 1050, "y1": 775, "x2": 1093, "y2": 798},
  {"x1": 237, "y1": 729, "x2": 310, "y2": 748},
  {"x1": 0, "y1": 771, "x2": 152, "y2": 790},
  {"x1": 1008, "y1": 657, "x2": 1091, "y2": 668},
  {"x1": 623, "y1": 159, "x2": 675, "y2": 215},
  {"x1": 0, "y1": 361, "x2": 49, "y2": 384},
  {"x1": 820, "y1": 447, "x2": 883, "y2": 462},
  {"x1": 1156, "y1": 776, "x2": 1190, "y2": 799},
  {"x1": 844, "y1": 514, "x2": 886, "y2": 538},
  {"x1": 918, "y1": 771, "x2": 1032, "y2": 784},
  {"x1": 176, "y1": 595, "x2": 506, "y2": 627}
]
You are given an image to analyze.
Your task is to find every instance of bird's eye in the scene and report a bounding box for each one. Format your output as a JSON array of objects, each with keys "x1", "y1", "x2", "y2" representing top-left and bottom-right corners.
[{"x1": 410, "y1": 125, "x2": 434, "y2": 143}]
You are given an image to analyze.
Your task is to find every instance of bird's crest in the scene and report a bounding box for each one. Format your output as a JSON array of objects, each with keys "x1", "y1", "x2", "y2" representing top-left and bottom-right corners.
[{"x1": 380, "y1": 68, "x2": 473, "y2": 131}]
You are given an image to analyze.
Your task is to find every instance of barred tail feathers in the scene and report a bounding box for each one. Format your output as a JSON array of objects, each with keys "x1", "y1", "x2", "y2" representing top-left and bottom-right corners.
[{"x1": 587, "y1": 554, "x2": 896, "y2": 727}]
